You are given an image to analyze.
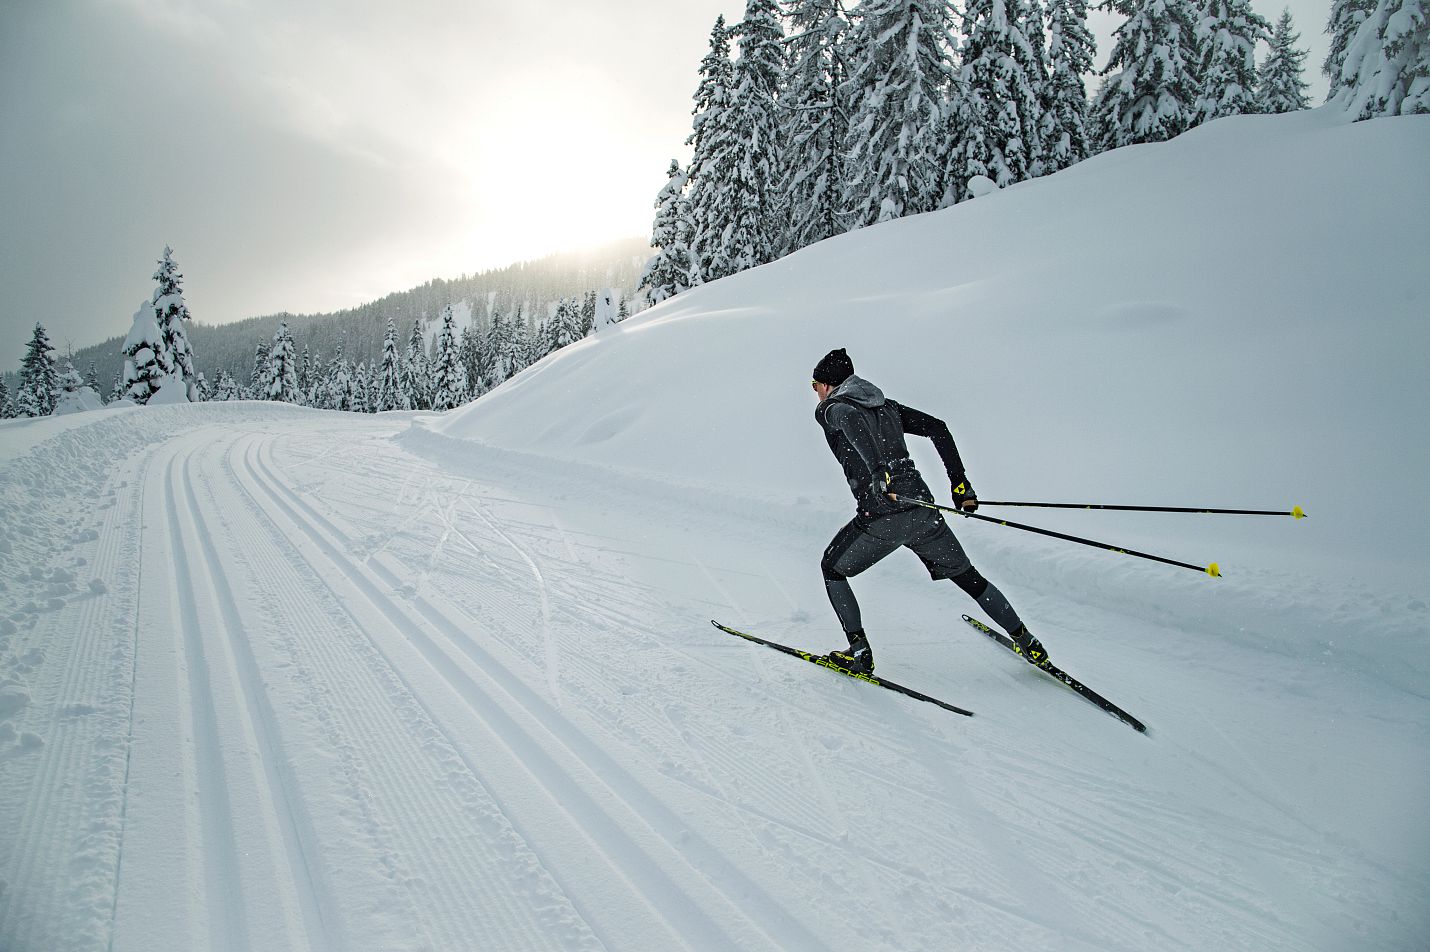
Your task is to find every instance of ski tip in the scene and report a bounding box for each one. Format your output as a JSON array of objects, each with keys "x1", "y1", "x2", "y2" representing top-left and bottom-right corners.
[
  {"x1": 1292, "y1": 505, "x2": 1307, "y2": 519},
  {"x1": 1206, "y1": 562, "x2": 1221, "y2": 578}
]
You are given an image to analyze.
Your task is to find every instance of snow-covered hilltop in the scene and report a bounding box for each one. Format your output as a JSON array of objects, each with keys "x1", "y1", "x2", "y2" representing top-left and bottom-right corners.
[{"x1": 1, "y1": 108, "x2": 1427, "y2": 952}]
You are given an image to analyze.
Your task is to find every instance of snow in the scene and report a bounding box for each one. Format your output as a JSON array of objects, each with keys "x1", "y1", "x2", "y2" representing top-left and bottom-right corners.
[{"x1": 1, "y1": 108, "x2": 1427, "y2": 952}]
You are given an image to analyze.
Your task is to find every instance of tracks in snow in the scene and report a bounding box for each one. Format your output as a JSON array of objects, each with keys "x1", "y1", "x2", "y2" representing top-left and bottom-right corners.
[{"x1": 226, "y1": 429, "x2": 825, "y2": 952}]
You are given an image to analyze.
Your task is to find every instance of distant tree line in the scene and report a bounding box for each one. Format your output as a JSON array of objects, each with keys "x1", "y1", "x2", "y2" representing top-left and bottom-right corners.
[
  {"x1": 2, "y1": 246, "x2": 639, "y2": 418},
  {"x1": 640, "y1": 0, "x2": 1425, "y2": 303}
]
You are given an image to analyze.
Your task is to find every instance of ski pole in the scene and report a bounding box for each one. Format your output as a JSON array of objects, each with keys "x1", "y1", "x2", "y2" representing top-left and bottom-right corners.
[
  {"x1": 893, "y1": 496, "x2": 1222, "y2": 577},
  {"x1": 976, "y1": 501, "x2": 1307, "y2": 518}
]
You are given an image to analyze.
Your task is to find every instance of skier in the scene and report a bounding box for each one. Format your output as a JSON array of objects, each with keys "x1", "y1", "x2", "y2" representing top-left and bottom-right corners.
[{"x1": 811, "y1": 348, "x2": 1046, "y2": 674}]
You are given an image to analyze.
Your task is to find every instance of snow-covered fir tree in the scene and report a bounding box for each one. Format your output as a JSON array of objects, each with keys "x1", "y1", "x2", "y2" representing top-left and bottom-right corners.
[
  {"x1": 720, "y1": 0, "x2": 787, "y2": 273},
  {"x1": 214, "y1": 369, "x2": 239, "y2": 401},
  {"x1": 323, "y1": 353, "x2": 355, "y2": 411},
  {"x1": 483, "y1": 310, "x2": 514, "y2": 387},
  {"x1": 549, "y1": 298, "x2": 584, "y2": 351},
  {"x1": 1092, "y1": 0, "x2": 1204, "y2": 149},
  {"x1": 195, "y1": 371, "x2": 212, "y2": 402},
  {"x1": 430, "y1": 306, "x2": 467, "y2": 411},
  {"x1": 119, "y1": 304, "x2": 168, "y2": 406},
  {"x1": 685, "y1": 17, "x2": 739, "y2": 284},
  {"x1": 951, "y1": 0, "x2": 1051, "y2": 196},
  {"x1": 1193, "y1": 0, "x2": 1272, "y2": 123},
  {"x1": 458, "y1": 324, "x2": 482, "y2": 394},
  {"x1": 638, "y1": 160, "x2": 696, "y2": 306},
  {"x1": 1325, "y1": 0, "x2": 1380, "y2": 98},
  {"x1": 351, "y1": 362, "x2": 371, "y2": 413},
  {"x1": 85, "y1": 362, "x2": 101, "y2": 392},
  {"x1": 0, "y1": 379, "x2": 13, "y2": 418},
  {"x1": 1043, "y1": 0, "x2": 1098, "y2": 173},
  {"x1": 299, "y1": 345, "x2": 313, "y2": 397},
  {"x1": 780, "y1": 0, "x2": 852, "y2": 253},
  {"x1": 1338, "y1": 0, "x2": 1429, "y2": 117},
  {"x1": 150, "y1": 246, "x2": 199, "y2": 400},
  {"x1": 57, "y1": 360, "x2": 84, "y2": 395},
  {"x1": 579, "y1": 291, "x2": 596, "y2": 337},
  {"x1": 265, "y1": 320, "x2": 302, "y2": 403},
  {"x1": 249, "y1": 341, "x2": 270, "y2": 399},
  {"x1": 1259, "y1": 8, "x2": 1311, "y2": 111},
  {"x1": 842, "y1": 0, "x2": 956, "y2": 225},
  {"x1": 375, "y1": 319, "x2": 410, "y2": 412},
  {"x1": 17, "y1": 322, "x2": 59, "y2": 416},
  {"x1": 405, "y1": 321, "x2": 431, "y2": 410}
]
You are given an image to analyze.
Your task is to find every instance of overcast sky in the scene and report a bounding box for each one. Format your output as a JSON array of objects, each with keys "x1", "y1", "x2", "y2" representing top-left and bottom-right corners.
[{"x1": 1, "y1": 0, "x2": 1331, "y2": 370}]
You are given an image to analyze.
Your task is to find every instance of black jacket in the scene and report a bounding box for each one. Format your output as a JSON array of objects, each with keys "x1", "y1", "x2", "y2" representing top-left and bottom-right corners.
[{"x1": 815, "y1": 376, "x2": 968, "y2": 516}]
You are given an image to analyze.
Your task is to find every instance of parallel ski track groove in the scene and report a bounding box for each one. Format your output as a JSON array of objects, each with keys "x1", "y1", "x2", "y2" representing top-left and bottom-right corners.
[
  {"x1": 162, "y1": 444, "x2": 251, "y2": 952},
  {"x1": 213, "y1": 436, "x2": 586, "y2": 950},
  {"x1": 180, "y1": 440, "x2": 338, "y2": 952},
  {"x1": 250, "y1": 431, "x2": 827, "y2": 952},
  {"x1": 228, "y1": 433, "x2": 643, "y2": 952}
]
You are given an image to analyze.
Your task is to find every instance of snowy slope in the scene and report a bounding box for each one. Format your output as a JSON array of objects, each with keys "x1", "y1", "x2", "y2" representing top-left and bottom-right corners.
[{"x1": 1, "y1": 108, "x2": 1427, "y2": 952}]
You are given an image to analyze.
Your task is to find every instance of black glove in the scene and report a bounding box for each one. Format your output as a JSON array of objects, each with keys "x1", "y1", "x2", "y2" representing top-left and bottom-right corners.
[{"x1": 950, "y1": 475, "x2": 978, "y2": 512}]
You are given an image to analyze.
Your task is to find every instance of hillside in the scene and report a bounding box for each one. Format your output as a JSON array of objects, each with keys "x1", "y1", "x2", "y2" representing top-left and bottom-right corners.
[{"x1": 0, "y1": 106, "x2": 1426, "y2": 952}]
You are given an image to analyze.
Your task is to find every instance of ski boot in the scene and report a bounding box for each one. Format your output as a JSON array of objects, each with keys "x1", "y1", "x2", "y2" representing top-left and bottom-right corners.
[
  {"x1": 1008, "y1": 625, "x2": 1048, "y2": 666},
  {"x1": 827, "y1": 630, "x2": 874, "y2": 675}
]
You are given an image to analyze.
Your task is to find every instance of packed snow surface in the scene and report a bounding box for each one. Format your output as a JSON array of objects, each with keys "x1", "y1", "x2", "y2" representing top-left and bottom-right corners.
[{"x1": 1, "y1": 108, "x2": 1426, "y2": 952}]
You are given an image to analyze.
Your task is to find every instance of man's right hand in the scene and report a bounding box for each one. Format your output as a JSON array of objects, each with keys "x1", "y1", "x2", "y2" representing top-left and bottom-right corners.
[{"x1": 951, "y1": 477, "x2": 978, "y2": 513}]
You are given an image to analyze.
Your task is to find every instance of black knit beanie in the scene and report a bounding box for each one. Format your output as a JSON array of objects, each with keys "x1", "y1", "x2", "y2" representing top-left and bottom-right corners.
[{"x1": 812, "y1": 348, "x2": 854, "y2": 386}]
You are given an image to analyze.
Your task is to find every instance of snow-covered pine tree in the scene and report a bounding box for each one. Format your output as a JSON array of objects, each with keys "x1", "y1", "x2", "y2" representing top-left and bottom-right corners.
[
  {"x1": 952, "y1": 0, "x2": 1051, "y2": 196},
  {"x1": 458, "y1": 324, "x2": 482, "y2": 398},
  {"x1": 406, "y1": 321, "x2": 431, "y2": 410},
  {"x1": 119, "y1": 304, "x2": 168, "y2": 406},
  {"x1": 249, "y1": 341, "x2": 270, "y2": 399},
  {"x1": 214, "y1": 369, "x2": 239, "y2": 401},
  {"x1": 351, "y1": 362, "x2": 371, "y2": 413},
  {"x1": 842, "y1": 0, "x2": 956, "y2": 225},
  {"x1": 1325, "y1": 0, "x2": 1380, "y2": 98},
  {"x1": 550, "y1": 298, "x2": 584, "y2": 351},
  {"x1": 265, "y1": 320, "x2": 302, "y2": 403},
  {"x1": 685, "y1": 17, "x2": 739, "y2": 284},
  {"x1": 781, "y1": 0, "x2": 852, "y2": 253},
  {"x1": 1091, "y1": 0, "x2": 1203, "y2": 149},
  {"x1": 299, "y1": 345, "x2": 313, "y2": 396},
  {"x1": 57, "y1": 360, "x2": 83, "y2": 395},
  {"x1": 151, "y1": 246, "x2": 199, "y2": 400},
  {"x1": 1338, "y1": 0, "x2": 1429, "y2": 117},
  {"x1": 579, "y1": 291, "x2": 596, "y2": 337},
  {"x1": 721, "y1": 0, "x2": 787, "y2": 274},
  {"x1": 0, "y1": 379, "x2": 13, "y2": 418},
  {"x1": 1193, "y1": 0, "x2": 1272, "y2": 123},
  {"x1": 484, "y1": 309, "x2": 513, "y2": 387},
  {"x1": 1258, "y1": 8, "x2": 1311, "y2": 111},
  {"x1": 1043, "y1": 0, "x2": 1098, "y2": 173},
  {"x1": 638, "y1": 160, "x2": 697, "y2": 306},
  {"x1": 17, "y1": 322, "x2": 59, "y2": 416},
  {"x1": 375, "y1": 319, "x2": 410, "y2": 412},
  {"x1": 508, "y1": 309, "x2": 536, "y2": 377},
  {"x1": 195, "y1": 371, "x2": 211, "y2": 402},
  {"x1": 430, "y1": 305, "x2": 467, "y2": 411},
  {"x1": 85, "y1": 362, "x2": 101, "y2": 392}
]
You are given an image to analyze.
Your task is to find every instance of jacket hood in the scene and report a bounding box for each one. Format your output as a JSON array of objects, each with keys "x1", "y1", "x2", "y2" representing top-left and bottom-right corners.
[{"x1": 829, "y1": 375, "x2": 885, "y2": 409}]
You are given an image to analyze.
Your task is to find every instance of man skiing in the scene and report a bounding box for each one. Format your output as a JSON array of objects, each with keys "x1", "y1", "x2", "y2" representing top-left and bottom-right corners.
[{"x1": 811, "y1": 348, "x2": 1046, "y2": 674}]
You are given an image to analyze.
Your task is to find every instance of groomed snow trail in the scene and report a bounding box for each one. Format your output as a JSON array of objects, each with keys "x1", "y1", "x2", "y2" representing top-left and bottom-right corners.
[{"x1": 1, "y1": 403, "x2": 1425, "y2": 951}]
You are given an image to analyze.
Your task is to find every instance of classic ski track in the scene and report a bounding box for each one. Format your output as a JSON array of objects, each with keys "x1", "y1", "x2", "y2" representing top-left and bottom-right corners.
[
  {"x1": 210, "y1": 434, "x2": 604, "y2": 951},
  {"x1": 175, "y1": 438, "x2": 339, "y2": 952},
  {"x1": 232, "y1": 432, "x2": 705, "y2": 950},
  {"x1": 0, "y1": 442, "x2": 146, "y2": 952},
  {"x1": 160, "y1": 441, "x2": 252, "y2": 952},
  {"x1": 249, "y1": 429, "x2": 830, "y2": 952}
]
